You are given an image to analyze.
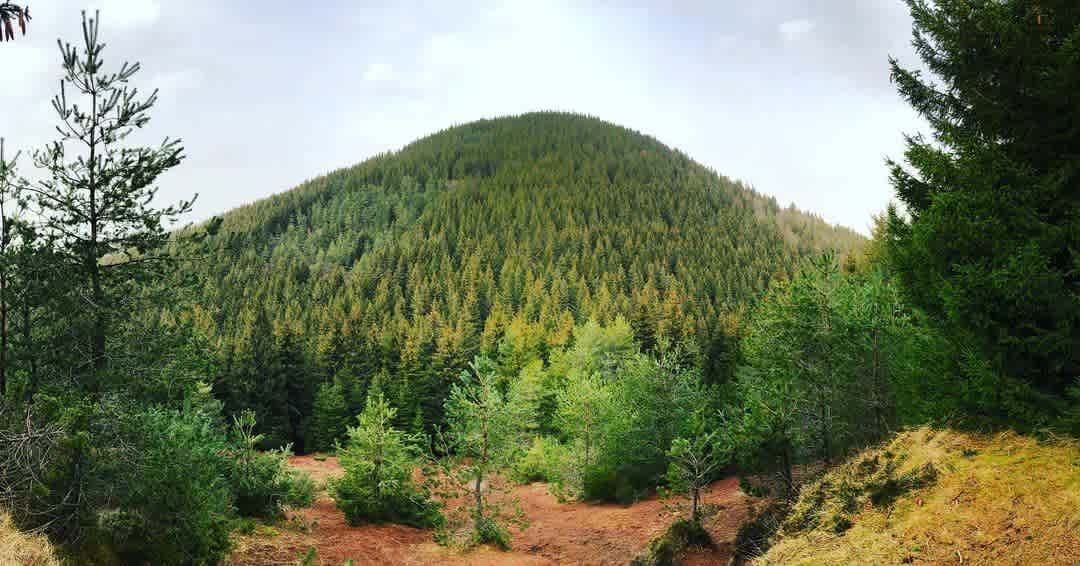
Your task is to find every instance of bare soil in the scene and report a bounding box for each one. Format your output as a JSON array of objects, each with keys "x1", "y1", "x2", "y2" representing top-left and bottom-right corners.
[{"x1": 229, "y1": 455, "x2": 749, "y2": 565}]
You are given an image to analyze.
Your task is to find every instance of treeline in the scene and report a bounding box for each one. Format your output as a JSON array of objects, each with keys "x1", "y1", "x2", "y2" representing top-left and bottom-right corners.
[{"x1": 169, "y1": 112, "x2": 864, "y2": 450}]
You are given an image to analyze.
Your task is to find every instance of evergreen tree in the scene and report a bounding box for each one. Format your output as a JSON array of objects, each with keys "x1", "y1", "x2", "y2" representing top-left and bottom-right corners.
[
  {"x1": 27, "y1": 11, "x2": 191, "y2": 389},
  {"x1": 435, "y1": 356, "x2": 527, "y2": 549},
  {"x1": 332, "y1": 391, "x2": 439, "y2": 527},
  {"x1": 310, "y1": 381, "x2": 349, "y2": 453},
  {"x1": 887, "y1": 0, "x2": 1080, "y2": 397}
]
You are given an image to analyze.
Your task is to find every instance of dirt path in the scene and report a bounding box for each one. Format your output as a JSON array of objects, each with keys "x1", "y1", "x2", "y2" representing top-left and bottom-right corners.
[{"x1": 230, "y1": 456, "x2": 748, "y2": 565}]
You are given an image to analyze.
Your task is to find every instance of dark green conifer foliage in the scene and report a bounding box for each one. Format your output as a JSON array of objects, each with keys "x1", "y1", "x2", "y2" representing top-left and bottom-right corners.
[
  {"x1": 27, "y1": 11, "x2": 191, "y2": 390},
  {"x1": 887, "y1": 0, "x2": 1080, "y2": 396}
]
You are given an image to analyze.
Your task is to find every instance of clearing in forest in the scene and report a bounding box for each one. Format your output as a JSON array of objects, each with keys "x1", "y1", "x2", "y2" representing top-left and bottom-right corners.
[{"x1": 230, "y1": 455, "x2": 749, "y2": 565}]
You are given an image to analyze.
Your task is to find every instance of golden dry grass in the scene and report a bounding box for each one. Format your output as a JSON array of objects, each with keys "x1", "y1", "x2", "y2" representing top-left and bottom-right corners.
[
  {"x1": 0, "y1": 512, "x2": 59, "y2": 566},
  {"x1": 757, "y1": 427, "x2": 1080, "y2": 566}
]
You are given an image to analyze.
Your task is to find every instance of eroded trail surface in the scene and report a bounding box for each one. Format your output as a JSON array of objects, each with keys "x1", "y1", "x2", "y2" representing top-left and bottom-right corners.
[{"x1": 231, "y1": 456, "x2": 748, "y2": 565}]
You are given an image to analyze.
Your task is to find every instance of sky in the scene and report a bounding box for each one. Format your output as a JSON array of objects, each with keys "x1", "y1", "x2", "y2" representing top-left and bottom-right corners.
[{"x1": 0, "y1": 0, "x2": 925, "y2": 234}]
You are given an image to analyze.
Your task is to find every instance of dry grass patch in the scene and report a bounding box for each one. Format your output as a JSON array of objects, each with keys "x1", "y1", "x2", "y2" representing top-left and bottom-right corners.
[
  {"x1": 0, "y1": 512, "x2": 59, "y2": 566},
  {"x1": 757, "y1": 426, "x2": 1080, "y2": 566}
]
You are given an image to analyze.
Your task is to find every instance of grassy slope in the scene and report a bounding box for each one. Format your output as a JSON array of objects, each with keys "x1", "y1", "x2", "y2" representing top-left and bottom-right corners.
[
  {"x1": 0, "y1": 513, "x2": 58, "y2": 566},
  {"x1": 758, "y1": 427, "x2": 1080, "y2": 565}
]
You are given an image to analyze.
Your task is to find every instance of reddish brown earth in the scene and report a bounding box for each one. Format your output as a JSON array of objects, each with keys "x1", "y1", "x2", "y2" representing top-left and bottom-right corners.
[{"x1": 229, "y1": 455, "x2": 749, "y2": 565}]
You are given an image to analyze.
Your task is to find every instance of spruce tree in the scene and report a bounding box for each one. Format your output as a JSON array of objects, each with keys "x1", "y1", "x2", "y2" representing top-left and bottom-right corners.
[{"x1": 887, "y1": 0, "x2": 1080, "y2": 395}]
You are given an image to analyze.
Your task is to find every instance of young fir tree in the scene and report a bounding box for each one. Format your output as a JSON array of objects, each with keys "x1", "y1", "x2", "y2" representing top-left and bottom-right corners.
[
  {"x1": 332, "y1": 391, "x2": 439, "y2": 527},
  {"x1": 27, "y1": 11, "x2": 192, "y2": 390},
  {"x1": 887, "y1": 0, "x2": 1080, "y2": 399}
]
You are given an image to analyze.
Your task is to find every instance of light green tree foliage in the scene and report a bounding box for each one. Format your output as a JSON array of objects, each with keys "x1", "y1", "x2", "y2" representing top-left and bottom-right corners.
[
  {"x1": 552, "y1": 319, "x2": 636, "y2": 496},
  {"x1": 228, "y1": 411, "x2": 315, "y2": 520},
  {"x1": 507, "y1": 359, "x2": 551, "y2": 436},
  {"x1": 436, "y1": 356, "x2": 529, "y2": 549},
  {"x1": 666, "y1": 382, "x2": 730, "y2": 523},
  {"x1": 555, "y1": 368, "x2": 609, "y2": 493},
  {"x1": 586, "y1": 353, "x2": 699, "y2": 502},
  {"x1": 332, "y1": 391, "x2": 440, "y2": 527},
  {"x1": 731, "y1": 254, "x2": 930, "y2": 497}
]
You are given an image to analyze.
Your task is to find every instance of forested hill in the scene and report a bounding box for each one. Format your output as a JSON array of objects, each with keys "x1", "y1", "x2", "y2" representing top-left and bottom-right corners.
[{"x1": 174, "y1": 112, "x2": 864, "y2": 449}]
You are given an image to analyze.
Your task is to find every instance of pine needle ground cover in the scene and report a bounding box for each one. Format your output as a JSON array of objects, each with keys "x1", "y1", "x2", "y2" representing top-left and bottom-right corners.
[{"x1": 758, "y1": 427, "x2": 1080, "y2": 565}]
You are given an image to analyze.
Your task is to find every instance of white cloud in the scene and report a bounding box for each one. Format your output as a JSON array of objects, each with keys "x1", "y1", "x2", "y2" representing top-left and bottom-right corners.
[
  {"x1": 87, "y1": 0, "x2": 160, "y2": 29},
  {"x1": 423, "y1": 34, "x2": 471, "y2": 70},
  {"x1": 364, "y1": 62, "x2": 394, "y2": 82},
  {"x1": 778, "y1": 18, "x2": 815, "y2": 42},
  {"x1": 150, "y1": 68, "x2": 203, "y2": 94}
]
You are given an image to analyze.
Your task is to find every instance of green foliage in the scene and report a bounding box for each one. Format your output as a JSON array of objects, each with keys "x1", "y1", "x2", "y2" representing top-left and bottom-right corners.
[
  {"x1": 886, "y1": 0, "x2": 1079, "y2": 402},
  {"x1": 665, "y1": 400, "x2": 729, "y2": 522},
  {"x1": 553, "y1": 330, "x2": 708, "y2": 503},
  {"x1": 27, "y1": 11, "x2": 192, "y2": 389},
  {"x1": 510, "y1": 435, "x2": 571, "y2": 486},
  {"x1": 94, "y1": 406, "x2": 234, "y2": 566},
  {"x1": 168, "y1": 113, "x2": 863, "y2": 445},
  {"x1": 434, "y1": 356, "x2": 528, "y2": 548},
  {"x1": 632, "y1": 518, "x2": 713, "y2": 566},
  {"x1": 309, "y1": 381, "x2": 350, "y2": 453},
  {"x1": 332, "y1": 391, "x2": 440, "y2": 528},
  {"x1": 228, "y1": 411, "x2": 315, "y2": 519},
  {"x1": 728, "y1": 254, "x2": 937, "y2": 497}
]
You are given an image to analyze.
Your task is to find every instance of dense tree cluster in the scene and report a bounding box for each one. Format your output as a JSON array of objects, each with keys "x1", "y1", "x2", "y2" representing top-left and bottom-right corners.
[
  {"x1": 0, "y1": 14, "x2": 312, "y2": 564},
  {"x1": 172, "y1": 112, "x2": 863, "y2": 450}
]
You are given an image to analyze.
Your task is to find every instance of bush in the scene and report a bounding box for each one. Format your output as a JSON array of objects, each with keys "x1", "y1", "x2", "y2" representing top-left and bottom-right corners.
[
  {"x1": 473, "y1": 514, "x2": 512, "y2": 550},
  {"x1": 633, "y1": 518, "x2": 712, "y2": 566},
  {"x1": 96, "y1": 407, "x2": 235, "y2": 565},
  {"x1": 510, "y1": 436, "x2": 569, "y2": 485},
  {"x1": 229, "y1": 411, "x2": 315, "y2": 519},
  {"x1": 332, "y1": 392, "x2": 441, "y2": 528}
]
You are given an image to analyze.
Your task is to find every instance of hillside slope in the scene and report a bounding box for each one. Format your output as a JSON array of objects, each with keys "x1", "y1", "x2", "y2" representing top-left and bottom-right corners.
[
  {"x1": 174, "y1": 112, "x2": 863, "y2": 448},
  {"x1": 757, "y1": 427, "x2": 1080, "y2": 565}
]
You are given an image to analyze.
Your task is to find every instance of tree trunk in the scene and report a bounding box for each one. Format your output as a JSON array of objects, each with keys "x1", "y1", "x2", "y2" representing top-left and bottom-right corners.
[
  {"x1": 691, "y1": 484, "x2": 700, "y2": 522},
  {"x1": 781, "y1": 439, "x2": 794, "y2": 500},
  {"x1": 21, "y1": 297, "x2": 33, "y2": 401}
]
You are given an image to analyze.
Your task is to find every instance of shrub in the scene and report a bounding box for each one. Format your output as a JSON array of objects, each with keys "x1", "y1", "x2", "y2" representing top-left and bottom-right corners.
[
  {"x1": 510, "y1": 436, "x2": 569, "y2": 485},
  {"x1": 473, "y1": 514, "x2": 512, "y2": 550},
  {"x1": 96, "y1": 407, "x2": 234, "y2": 565},
  {"x1": 229, "y1": 411, "x2": 315, "y2": 519},
  {"x1": 633, "y1": 518, "x2": 712, "y2": 566},
  {"x1": 332, "y1": 392, "x2": 441, "y2": 528}
]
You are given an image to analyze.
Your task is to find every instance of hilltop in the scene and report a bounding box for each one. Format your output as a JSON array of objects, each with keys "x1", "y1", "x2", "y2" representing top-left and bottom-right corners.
[{"x1": 172, "y1": 112, "x2": 863, "y2": 449}]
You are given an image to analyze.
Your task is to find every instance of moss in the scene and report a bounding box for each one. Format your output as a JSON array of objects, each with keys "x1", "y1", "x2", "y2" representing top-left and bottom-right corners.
[{"x1": 633, "y1": 519, "x2": 713, "y2": 566}]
